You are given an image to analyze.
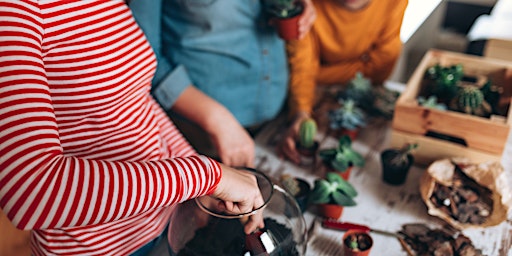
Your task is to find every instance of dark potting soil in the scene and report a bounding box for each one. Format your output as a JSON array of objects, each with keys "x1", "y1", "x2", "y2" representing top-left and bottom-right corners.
[{"x1": 176, "y1": 217, "x2": 299, "y2": 256}]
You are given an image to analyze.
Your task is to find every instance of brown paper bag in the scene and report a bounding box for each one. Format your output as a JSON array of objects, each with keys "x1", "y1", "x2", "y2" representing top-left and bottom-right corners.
[{"x1": 420, "y1": 158, "x2": 511, "y2": 230}]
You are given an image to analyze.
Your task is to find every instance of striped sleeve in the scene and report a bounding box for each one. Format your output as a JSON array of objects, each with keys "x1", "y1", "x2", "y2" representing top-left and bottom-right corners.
[{"x1": 0, "y1": 0, "x2": 221, "y2": 231}]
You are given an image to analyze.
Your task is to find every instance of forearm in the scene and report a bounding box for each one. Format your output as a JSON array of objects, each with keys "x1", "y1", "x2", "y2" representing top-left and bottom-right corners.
[{"x1": 171, "y1": 86, "x2": 238, "y2": 134}]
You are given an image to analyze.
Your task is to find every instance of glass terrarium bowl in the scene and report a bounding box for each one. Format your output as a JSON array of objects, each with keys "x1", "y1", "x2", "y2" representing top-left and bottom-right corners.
[{"x1": 167, "y1": 168, "x2": 308, "y2": 256}]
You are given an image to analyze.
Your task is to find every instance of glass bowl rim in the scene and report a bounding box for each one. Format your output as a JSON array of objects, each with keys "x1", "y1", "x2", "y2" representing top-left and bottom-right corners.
[{"x1": 195, "y1": 167, "x2": 275, "y2": 219}]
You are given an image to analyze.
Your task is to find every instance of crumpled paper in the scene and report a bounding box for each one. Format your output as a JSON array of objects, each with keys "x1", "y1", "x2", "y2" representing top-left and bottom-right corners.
[{"x1": 420, "y1": 158, "x2": 511, "y2": 230}]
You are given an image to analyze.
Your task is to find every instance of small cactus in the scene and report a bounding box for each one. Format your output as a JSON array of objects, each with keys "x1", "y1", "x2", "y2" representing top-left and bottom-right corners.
[
  {"x1": 389, "y1": 143, "x2": 418, "y2": 167},
  {"x1": 298, "y1": 118, "x2": 317, "y2": 149},
  {"x1": 451, "y1": 85, "x2": 491, "y2": 116},
  {"x1": 280, "y1": 174, "x2": 301, "y2": 196}
]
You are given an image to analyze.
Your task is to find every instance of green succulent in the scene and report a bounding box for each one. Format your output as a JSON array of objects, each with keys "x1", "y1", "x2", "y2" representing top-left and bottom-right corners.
[
  {"x1": 328, "y1": 99, "x2": 366, "y2": 131},
  {"x1": 309, "y1": 172, "x2": 357, "y2": 206},
  {"x1": 417, "y1": 96, "x2": 446, "y2": 110},
  {"x1": 344, "y1": 72, "x2": 374, "y2": 104},
  {"x1": 319, "y1": 135, "x2": 365, "y2": 172},
  {"x1": 298, "y1": 118, "x2": 317, "y2": 149},
  {"x1": 263, "y1": 0, "x2": 303, "y2": 18}
]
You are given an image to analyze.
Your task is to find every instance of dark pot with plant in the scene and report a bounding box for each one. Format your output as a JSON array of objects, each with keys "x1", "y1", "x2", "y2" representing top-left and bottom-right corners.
[
  {"x1": 343, "y1": 72, "x2": 374, "y2": 109},
  {"x1": 308, "y1": 172, "x2": 357, "y2": 219},
  {"x1": 319, "y1": 135, "x2": 364, "y2": 180},
  {"x1": 342, "y1": 229, "x2": 374, "y2": 256},
  {"x1": 263, "y1": 0, "x2": 304, "y2": 40},
  {"x1": 296, "y1": 117, "x2": 319, "y2": 166},
  {"x1": 381, "y1": 143, "x2": 418, "y2": 185},
  {"x1": 328, "y1": 99, "x2": 366, "y2": 141},
  {"x1": 280, "y1": 174, "x2": 311, "y2": 213}
]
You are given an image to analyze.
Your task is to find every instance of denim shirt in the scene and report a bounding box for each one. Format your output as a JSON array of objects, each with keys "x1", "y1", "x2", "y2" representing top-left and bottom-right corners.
[{"x1": 130, "y1": 0, "x2": 288, "y2": 127}]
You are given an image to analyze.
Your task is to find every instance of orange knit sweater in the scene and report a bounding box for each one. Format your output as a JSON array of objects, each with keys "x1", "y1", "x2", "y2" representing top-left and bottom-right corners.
[{"x1": 286, "y1": 0, "x2": 408, "y2": 115}]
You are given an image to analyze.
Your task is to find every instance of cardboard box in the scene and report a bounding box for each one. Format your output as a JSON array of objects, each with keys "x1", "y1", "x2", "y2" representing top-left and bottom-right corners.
[{"x1": 391, "y1": 49, "x2": 512, "y2": 165}]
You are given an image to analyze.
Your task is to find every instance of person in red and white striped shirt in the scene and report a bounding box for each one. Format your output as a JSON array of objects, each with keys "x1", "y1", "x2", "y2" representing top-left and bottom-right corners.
[{"x1": 0, "y1": 1, "x2": 264, "y2": 255}]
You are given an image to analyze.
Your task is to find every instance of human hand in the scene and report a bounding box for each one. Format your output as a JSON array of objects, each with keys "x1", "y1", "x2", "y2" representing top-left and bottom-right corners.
[
  {"x1": 212, "y1": 164, "x2": 265, "y2": 234},
  {"x1": 208, "y1": 114, "x2": 255, "y2": 168},
  {"x1": 278, "y1": 113, "x2": 310, "y2": 164},
  {"x1": 298, "y1": 0, "x2": 316, "y2": 39}
]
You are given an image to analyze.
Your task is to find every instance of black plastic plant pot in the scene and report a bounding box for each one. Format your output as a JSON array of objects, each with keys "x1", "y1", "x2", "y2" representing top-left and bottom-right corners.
[
  {"x1": 380, "y1": 149, "x2": 414, "y2": 186},
  {"x1": 294, "y1": 178, "x2": 311, "y2": 213},
  {"x1": 296, "y1": 141, "x2": 319, "y2": 166}
]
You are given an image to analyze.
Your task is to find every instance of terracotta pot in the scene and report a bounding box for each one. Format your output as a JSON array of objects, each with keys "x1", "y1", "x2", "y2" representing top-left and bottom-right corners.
[
  {"x1": 296, "y1": 141, "x2": 319, "y2": 166},
  {"x1": 380, "y1": 149, "x2": 414, "y2": 186},
  {"x1": 317, "y1": 203, "x2": 344, "y2": 220},
  {"x1": 342, "y1": 128, "x2": 359, "y2": 141},
  {"x1": 325, "y1": 165, "x2": 353, "y2": 180},
  {"x1": 342, "y1": 229, "x2": 373, "y2": 256},
  {"x1": 273, "y1": 13, "x2": 302, "y2": 41}
]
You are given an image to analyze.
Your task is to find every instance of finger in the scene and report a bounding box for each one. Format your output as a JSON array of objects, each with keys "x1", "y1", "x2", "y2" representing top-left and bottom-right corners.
[
  {"x1": 244, "y1": 211, "x2": 264, "y2": 234},
  {"x1": 284, "y1": 138, "x2": 301, "y2": 164},
  {"x1": 223, "y1": 200, "x2": 234, "y2": 213}
]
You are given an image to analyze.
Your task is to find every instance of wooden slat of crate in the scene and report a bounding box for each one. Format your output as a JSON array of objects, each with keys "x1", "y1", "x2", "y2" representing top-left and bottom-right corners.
[
  {"x1": 393, "y1": 49, "x2": 512, "y2": 156},
  {"x1": 390, "y1": 130, "x2": 502, "y2": 166}
]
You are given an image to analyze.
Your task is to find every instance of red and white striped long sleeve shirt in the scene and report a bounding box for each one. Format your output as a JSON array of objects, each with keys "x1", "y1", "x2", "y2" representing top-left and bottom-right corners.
[{"x1": 0, "y1": 1, "x2": 222, "y2": 255}]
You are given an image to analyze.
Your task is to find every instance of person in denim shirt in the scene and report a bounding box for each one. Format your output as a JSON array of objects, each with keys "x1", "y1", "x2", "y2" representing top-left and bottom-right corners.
[{"x1": 130, "y1": 0, "x2": 316, "y2": 168}]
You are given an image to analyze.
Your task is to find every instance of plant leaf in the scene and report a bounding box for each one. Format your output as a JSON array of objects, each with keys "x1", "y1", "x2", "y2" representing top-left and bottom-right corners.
[
  {"x1": 309, "y1": 180, "x2": 331, "y2": 204},
  {"x1": 332, "y1": 190, "x2": 357, "y2": 206}
]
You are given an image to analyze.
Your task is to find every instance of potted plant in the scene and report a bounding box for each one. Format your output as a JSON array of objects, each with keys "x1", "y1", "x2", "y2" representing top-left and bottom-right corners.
[
  {"x1": 380, "y1": 143, "x2": 418, "y2": 185},
  {"x1": 280, "y1": 174, "x2": 311, "y2": 213},
  {"x1": 343, "y1": 72, "x2": 374, "y2": 107},
  {"x1": 263, "y1": 0, "x2": 304, "y2": 40},
  {"x1": 318, "y1": 135, "x2": 364, "y2": 180},
  {"x1": 296, "y1": 117, "x2": 319, "y2": 166},
  {"x1": 342, "y1": 229, "x2": 374, "y2": 256},
  {"x1": 328, "y1": 99, "x2": 366, "y2": 140},
  {"x1": 308, "y1": 172, "x2": 357, "y2": 219}
]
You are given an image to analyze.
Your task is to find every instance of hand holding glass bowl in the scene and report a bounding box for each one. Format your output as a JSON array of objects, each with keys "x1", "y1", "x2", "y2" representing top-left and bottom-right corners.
[{"x1": 168, "y1": 167, "x2": 307, "y2": 256}]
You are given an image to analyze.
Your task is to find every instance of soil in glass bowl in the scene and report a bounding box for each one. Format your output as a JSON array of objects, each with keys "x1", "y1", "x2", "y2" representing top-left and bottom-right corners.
[{"x1": 175, "y1": 217, "x2": 298, "y2": 256}]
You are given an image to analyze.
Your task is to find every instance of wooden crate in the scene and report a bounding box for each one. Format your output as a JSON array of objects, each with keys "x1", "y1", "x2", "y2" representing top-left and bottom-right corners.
[{"x1": 391, "y1": 49, "x2": 512, "y2": 165}]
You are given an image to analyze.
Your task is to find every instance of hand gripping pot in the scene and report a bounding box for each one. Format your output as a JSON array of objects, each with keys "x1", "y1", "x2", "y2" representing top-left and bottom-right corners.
[{"x1": 167, "y1": 168, "x2": 308, "y2": 256}]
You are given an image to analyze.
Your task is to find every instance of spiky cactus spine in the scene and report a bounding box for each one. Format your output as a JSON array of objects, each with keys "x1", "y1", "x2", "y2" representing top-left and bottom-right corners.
[
  {"x1": 456, "y1": 86, "x2": 484, "y2": 114},
  {"x1": 280, "y1": 174, "x2": 300, "y2": 196},
  {"x1": 299, "y1": 118, "x2": 317, "y2": 148}
]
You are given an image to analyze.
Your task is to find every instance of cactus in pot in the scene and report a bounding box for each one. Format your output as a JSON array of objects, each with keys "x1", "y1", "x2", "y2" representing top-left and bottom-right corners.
[
  {"x1": 450, "y1": 85, "x2": 491, "y2": 117},
  {"x1": 296, "y1": 118, "x2": 319, "y2": 166},
  {"x1": 380, "y1": 143, "x2": 418, "y2": 185},
  {"x1": 298, "y1": 117, "x2": 317, "y2": 149}
]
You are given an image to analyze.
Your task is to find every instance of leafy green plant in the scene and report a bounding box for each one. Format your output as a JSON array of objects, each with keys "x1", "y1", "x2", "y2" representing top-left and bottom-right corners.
[
  {"x1": 424, "y1": 63, "x2": 464, "y2": 102},
  {"x1": 328, "y1": 99, "x2": 366, "y2": 131},
  {"x1": 263, "y1": 0, "x2": 303, "y2": 18},
  {"x1": 319, "y1": 135, "x2": 365, "y2": 172},
  {"x1": 308, "y1": 172, "x2": 357, "y2": 206},
  {"x1": 298, "y1": 118, "x2": 317, "y2": 149}
]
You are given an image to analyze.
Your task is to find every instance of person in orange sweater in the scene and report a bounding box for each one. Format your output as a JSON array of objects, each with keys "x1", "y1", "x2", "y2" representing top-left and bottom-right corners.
[{"x1": 280, "y1": 0, "x2": 408, "y2": 163}]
